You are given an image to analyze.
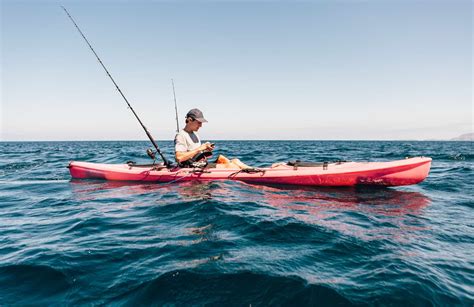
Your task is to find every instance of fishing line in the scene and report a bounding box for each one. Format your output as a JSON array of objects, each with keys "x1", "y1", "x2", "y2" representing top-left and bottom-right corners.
[{"x1": 61, "y1": 6, "x2": 172, "y2": 167}]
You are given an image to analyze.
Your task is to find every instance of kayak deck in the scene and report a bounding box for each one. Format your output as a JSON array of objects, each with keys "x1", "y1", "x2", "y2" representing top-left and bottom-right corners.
[{"x1": 68, "y1": 157, "x2": 432, "y2": 187}]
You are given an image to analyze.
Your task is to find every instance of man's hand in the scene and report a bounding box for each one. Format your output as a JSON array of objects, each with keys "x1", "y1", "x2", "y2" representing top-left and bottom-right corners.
[
  {"x1": 199, "y1": 142, "x2": 215, "y2": 152},
  {"x1": 176, "y1": 142, "x2": 215, "y2": 163}
]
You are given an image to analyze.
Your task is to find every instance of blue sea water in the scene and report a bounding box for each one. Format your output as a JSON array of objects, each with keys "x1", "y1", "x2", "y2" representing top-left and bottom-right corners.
[{"x1": 0, "y1": 140, "x2": 473, "y2": 305}]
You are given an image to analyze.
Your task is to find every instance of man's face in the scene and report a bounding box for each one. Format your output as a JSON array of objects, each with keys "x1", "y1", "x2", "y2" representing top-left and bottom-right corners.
[{"x1": 190, "y1": 118, "x2": 203, "y2": 131}]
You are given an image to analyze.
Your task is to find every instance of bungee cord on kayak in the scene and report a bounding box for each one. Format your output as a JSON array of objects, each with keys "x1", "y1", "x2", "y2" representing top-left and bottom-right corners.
[{"x1": 61, "y1": 6, "x2": 172, "y2": 167}]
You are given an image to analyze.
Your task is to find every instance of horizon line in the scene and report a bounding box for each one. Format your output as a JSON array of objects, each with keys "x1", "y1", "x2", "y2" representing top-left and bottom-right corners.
[{"x1": 1, "y1": 139, "x2": 471, "y2": 143}]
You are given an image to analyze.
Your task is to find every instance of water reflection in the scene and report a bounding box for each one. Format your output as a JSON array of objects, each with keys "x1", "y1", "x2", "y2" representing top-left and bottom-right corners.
[
  {"x1": 70, "y1": 179, "x2": 430, "y2": 215},
  {"x1": 231, "y1": 183, "x2": 431, "y2": 242},
  {"x1": 244, "y1": 183, "x2": 430, "y2": 216},
  {"x1": 69, "y1": 179, "x2": 213, "y2": 201},
  {"x1": 69, "y1": 179, "x2": 431, "y2": 242}
]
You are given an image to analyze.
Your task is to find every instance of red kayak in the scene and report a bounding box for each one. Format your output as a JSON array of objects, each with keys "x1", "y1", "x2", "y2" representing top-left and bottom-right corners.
[{"x1": 68, "y1": 157, "x2": 431, "y2": 187}]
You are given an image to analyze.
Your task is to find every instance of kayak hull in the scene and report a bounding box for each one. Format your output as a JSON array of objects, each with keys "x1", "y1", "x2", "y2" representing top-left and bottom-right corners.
[{"x1": 68, "y1": 157, "x2": 431, "y2": 187}]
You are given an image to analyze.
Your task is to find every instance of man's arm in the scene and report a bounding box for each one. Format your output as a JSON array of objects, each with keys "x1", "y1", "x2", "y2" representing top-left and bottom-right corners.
[{"x1": 175, "y1": 142, "x2": 214, "y2": 163}]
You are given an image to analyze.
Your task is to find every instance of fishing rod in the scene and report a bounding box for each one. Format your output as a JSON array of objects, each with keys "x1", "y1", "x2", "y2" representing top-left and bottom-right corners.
[
  {"x1": 171, "y1": 79, "x2": 179, "y2": 133},
  {"x1": 61, "y1": 6, "x2": 172, "y2": 167}
]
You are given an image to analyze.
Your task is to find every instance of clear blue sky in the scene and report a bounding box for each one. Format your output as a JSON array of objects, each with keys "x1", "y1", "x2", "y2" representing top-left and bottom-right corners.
[{"x1": 1, "y1": 0, "x2": 472, "y2": 141}]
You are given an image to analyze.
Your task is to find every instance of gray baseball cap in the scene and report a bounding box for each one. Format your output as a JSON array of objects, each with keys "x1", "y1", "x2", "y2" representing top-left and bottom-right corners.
[{"x1": 186, "y1": 108, "x2": 208, "y2": 123}]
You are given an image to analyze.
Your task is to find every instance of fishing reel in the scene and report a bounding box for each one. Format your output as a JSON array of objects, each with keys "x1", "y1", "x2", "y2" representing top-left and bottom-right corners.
[
  {"x1": 147, "y1": 148, "x2": 175, "y2": 168},
  {"x1": 147, "y1": 148, "x2": 156, "y2": 160}
]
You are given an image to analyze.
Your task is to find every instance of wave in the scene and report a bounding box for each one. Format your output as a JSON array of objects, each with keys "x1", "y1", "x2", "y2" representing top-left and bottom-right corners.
[
  {"x1": 0, "y1": 264, "x2": 71, "y2": 305},
  {"x1": 110, "y1": 270, "x2": 352, "y2": 305},
  {"x1": 0, "y1": 179, "x2": 70, "y2": 185},
  {"x1": 430, "y1": 153, "x2": 474, "y2": 161},
  {"x1": 0, "y1": 162, "x2": 43, "y2": 171}
]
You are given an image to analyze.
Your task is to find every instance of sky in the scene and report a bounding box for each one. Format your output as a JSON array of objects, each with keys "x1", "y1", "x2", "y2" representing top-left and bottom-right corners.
[{"x1": 1, "y1": 0, "x2": 472, "y2": 141}]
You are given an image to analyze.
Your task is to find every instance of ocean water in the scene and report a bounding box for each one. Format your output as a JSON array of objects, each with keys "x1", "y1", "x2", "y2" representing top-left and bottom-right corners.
[{"x1": 0, "y1": 140, "x2": 473, "y2": 305}]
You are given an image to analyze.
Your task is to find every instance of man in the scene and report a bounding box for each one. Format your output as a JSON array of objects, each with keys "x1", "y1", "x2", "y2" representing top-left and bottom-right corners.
[
  {"x1": 174, "y1": 108, "x2": 214, "y2": 165},
  {"x1": 174, "y1": 108, "x2": 251, "y2": 169}
]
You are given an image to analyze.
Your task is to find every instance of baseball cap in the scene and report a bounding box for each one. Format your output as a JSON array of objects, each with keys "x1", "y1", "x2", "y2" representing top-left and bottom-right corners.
[{"x1": 186, "y1": 108, "x2": 208, "y2": 123}]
